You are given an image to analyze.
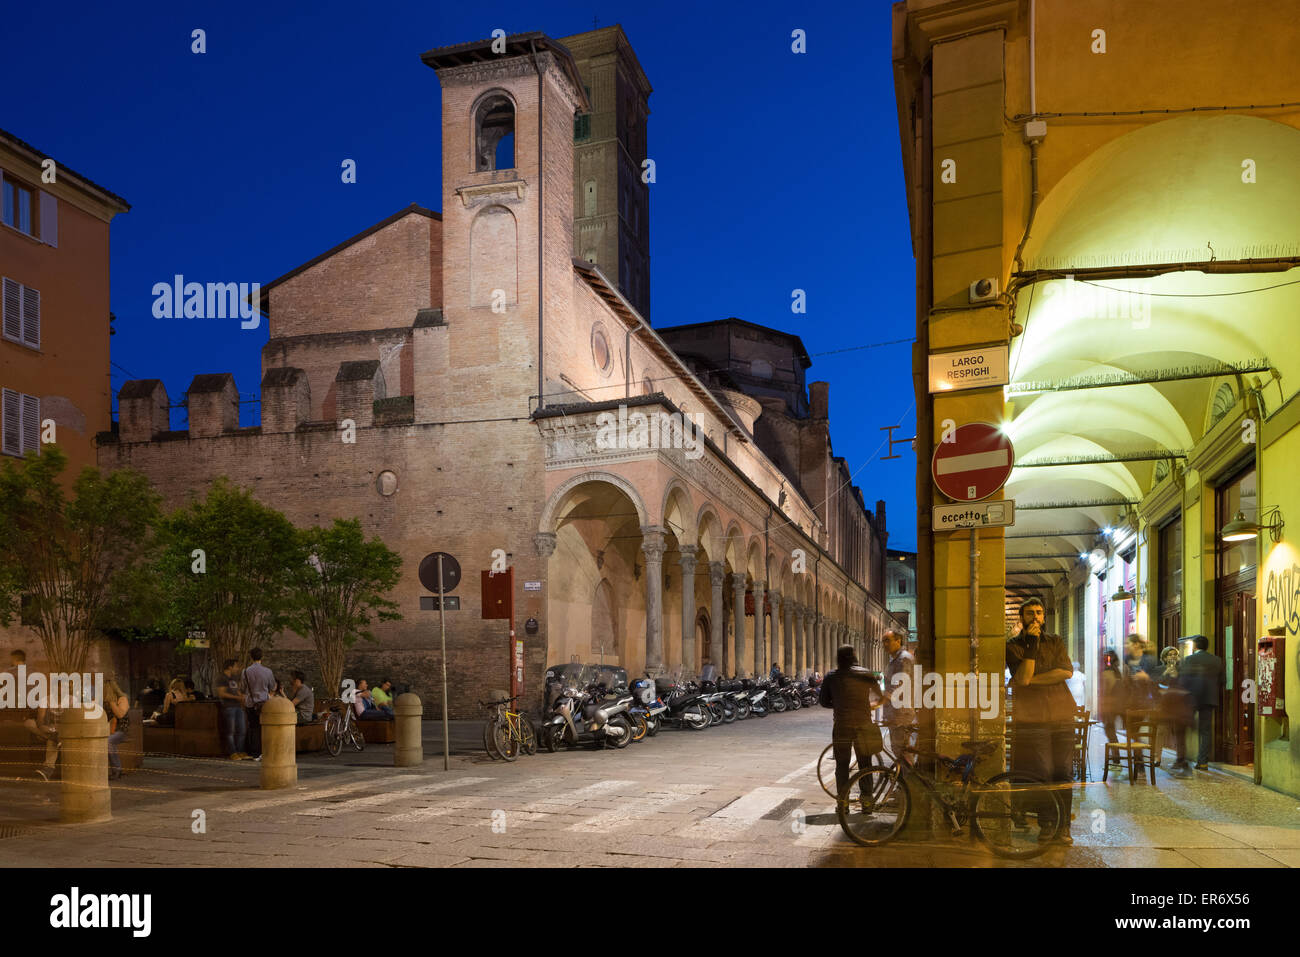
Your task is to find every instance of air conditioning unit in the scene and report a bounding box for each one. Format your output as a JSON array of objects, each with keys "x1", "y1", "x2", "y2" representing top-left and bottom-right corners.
[{"x1": 969, "y1": 277, "x2": 999, "y2": 303}]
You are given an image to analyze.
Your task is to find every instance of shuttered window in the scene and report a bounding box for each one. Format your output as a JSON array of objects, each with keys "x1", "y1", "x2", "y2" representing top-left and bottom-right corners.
[
  {"x1": 1, "y1": 277, "x2": 40, "y2": 349},
  {"x1": 1, "y1": 388, "x2": 40, "y2": 457}
]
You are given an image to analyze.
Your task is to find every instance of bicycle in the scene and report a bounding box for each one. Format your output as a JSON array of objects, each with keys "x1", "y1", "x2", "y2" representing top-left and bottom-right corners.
[
  {"x1": 481, "y1": 695, "x2": 536, "y2": 761},
  {"x1": 836, "y1": 726, "x2": 1064, "y2": 860},
  {"x1": 323, "y1": 699, "x2": 365, "y2": 756}
]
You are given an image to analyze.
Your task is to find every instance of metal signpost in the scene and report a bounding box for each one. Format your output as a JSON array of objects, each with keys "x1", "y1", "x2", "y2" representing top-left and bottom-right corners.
[
  {"x1": 419, "y1": 551, "x2": 461, "y2": 771},
  {"x1": 931, "y1": 423, "x2": 1016, "y2": 743}
]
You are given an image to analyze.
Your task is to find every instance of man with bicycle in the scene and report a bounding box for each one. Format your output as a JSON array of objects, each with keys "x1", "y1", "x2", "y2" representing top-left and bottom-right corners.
[
  {"x1": 819, "y1": 644, "x2": 885, "y2": 804},
  {"x1": 1006, "y1": 597, "x2": 1074, "y2": 846}
]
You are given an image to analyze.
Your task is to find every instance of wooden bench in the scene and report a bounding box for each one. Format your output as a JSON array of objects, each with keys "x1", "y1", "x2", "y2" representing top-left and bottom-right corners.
[
  {"x1": 143, "y1": 699, "x2": 325, "y2": 756},
  {"x1": 0, "y1": 708, "x2": 143, "y2": 775}
]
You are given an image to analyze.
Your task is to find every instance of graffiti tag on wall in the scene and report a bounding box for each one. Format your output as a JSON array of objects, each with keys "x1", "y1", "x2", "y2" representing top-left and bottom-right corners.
[{"x1": 1264, "y1": 563, "x2": 1300, "y2": 635}]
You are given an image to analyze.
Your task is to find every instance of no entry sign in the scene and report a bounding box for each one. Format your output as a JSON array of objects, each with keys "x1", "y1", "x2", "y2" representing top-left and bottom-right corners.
[{"x1": 931, "y1": 422, "x2": 1014, "y2": 502}]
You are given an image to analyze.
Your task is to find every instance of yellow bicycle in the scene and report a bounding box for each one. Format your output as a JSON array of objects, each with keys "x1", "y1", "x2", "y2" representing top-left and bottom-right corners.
[{"x1": 481, "y1": 695, "x2": 536, "y2": 761}]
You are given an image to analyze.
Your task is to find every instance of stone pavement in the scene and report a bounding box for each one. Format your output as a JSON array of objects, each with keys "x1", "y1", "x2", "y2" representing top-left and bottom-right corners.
[{"x1": 1, "y1": 708, "x2": 1297, "y2": 867}]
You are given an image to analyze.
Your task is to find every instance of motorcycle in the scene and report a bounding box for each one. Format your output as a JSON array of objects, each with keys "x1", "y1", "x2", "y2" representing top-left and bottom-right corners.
[
  {"x1": 628, "y1": 677, "x2": 666, "y2": 739},
  {"x1": 653, "y1": 677, "x2": 711, "y2": 731},
  {"x1": 540, "y1": 681, "x2": 634, "y2": 751},
  {"x1": 741, "y1": 678, "x2": 769, "y2": 718}
]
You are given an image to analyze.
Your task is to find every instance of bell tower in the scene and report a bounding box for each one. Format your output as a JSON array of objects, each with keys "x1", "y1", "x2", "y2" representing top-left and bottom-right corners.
[{"x1": 419, "y1": 33, "x2": 590, "y2": 419}]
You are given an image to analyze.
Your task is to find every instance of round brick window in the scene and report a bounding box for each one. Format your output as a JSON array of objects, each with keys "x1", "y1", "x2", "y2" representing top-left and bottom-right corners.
[{"x1": 376, "y1": 470, "x2": 398, "y2": 496}]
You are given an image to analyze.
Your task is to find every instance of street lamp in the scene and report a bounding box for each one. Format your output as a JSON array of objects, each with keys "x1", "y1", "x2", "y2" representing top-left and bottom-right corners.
[{"x1": 1220, "y1": 506, "x2": 1285, "y2": 543}]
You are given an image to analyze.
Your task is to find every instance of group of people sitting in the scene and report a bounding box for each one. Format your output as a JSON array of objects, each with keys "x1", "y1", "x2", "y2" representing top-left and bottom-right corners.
[{"x1": 350, "y1": 678, "x2": 397, "y2": 720}]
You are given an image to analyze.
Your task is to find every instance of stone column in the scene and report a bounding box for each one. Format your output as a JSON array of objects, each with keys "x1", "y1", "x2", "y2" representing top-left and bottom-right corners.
[
  {"x1": 679, "y1": 545, "x2": 698, "y2": 677},
  {"x1": 709, "y1": 562, "x2": 725, "y2": 671},
  {"x1": 794, "y1": 606, "x2": 805, "y2": 676},
  {"x1": 783, "y1": 599, "x2": 795, "y2": 674},
  {"x1": 641, "y1": 526, "x2": 666, "y2": 675},
  {"x1": 259, "y1": 696, "x2": 297, "y2": 789},
  {"x1": 752, "y1": 579, "x2": 766, "y2": 677},
  {"x1": 59, "y1": 707, "x2": 110, "y2": 824},
  {"x1": 768, "y1": 590, "x2": 782, "y2": 675},
  {"x1": 731, "y1": 573, "x2": 747, "y2": 676},
  {"x1": 395, "y1": 692, "x2": 424, "y2": 766},
  {"x1": 813, "y1": 614, "x2": 824, "y2": 673}
]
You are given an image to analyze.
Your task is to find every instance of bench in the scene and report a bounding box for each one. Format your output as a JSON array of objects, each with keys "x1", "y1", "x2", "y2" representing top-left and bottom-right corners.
[
  {"x1": 143, "y1": 699, "x2": 325, "y2": 757},
  {"x1": 0, "y1": 708, "x2": 143, "y2": 775}
]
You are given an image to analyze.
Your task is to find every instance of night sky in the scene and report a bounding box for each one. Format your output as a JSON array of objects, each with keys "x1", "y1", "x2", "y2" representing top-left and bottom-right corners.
[{"x1": 3, "y1": 0, "x2": 918, "y2": 549}]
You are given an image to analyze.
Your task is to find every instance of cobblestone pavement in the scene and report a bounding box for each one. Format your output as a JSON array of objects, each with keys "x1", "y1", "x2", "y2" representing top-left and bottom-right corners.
[{"x1": 1, "y1": 708, "x2": 1297, "y2": 867}]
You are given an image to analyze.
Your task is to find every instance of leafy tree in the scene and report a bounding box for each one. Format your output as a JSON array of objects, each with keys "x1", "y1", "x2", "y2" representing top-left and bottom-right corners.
[
  {"x1": 156, "y1": 478, "x2": 300, "y2": 681},
  {"x1": 0, "y1": 446, "x2": 162, "y2": 674},
  {"x1": 287, "y1": 519, "x2": 403, "y2": 701}
]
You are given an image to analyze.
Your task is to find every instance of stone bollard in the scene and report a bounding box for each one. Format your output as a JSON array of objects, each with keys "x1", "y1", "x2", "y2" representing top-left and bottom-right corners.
[
  {"x1": 60, "y1": 706, "x2": 111, "y2": 824},
  {"x1": 259, "y1": 697, "x2": 297, "y2": 789},
  {"x1": 395, "y1": 693, "x2": 423, "y2": 766}
]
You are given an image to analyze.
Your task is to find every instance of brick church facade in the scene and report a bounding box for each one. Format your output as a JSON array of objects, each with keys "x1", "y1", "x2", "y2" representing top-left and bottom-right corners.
[{"x1": 98, "y1": 27, "x2": 903, "y2": 717}]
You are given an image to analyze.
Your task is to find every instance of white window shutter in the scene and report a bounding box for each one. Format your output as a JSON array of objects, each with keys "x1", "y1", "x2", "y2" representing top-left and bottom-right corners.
[
  {"x1": 39, "y1": 191, "x2": 57, "y2": 247},
  {"x1": 21, "y1": 393, "x2": 39, "y2": 454},
  {"x1": 1, "y1": 389, "x2": 20, "y2": 456},
  {"x1": 21, "y1": 285, "x2": 39, "y2": 348},
  {"x1": 2, "y1": 278, "x2": 19, "y2": 341}
]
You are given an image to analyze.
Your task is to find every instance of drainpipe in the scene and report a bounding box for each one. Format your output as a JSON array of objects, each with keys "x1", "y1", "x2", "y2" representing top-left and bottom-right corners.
[
  {"x1": 1247, "y1": 385, "x2": 1265, "y2": 787},
  {"x1": 1029, "y1": 0, "x2": 1037, "y2": 116},
  {"x1": 914, "y1": 64, "x2": 936, "y2": 756},
  {"x1": 529, "y1": 39, "x2": 545, "y2": 411}
]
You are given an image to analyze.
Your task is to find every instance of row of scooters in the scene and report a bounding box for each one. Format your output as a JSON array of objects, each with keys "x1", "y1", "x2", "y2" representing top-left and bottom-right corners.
[{"x1": 537, "y1": 666, "x2": 822, "y2": 752}]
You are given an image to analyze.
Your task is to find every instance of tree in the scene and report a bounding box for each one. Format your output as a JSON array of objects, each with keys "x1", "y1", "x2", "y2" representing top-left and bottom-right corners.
[
  {"x1": 0, "y1": 446, "x2": 162, "y2": 674},
  {"x1": 156, "y1": 478, "x2": 300, "y2": 682},
  {"x1": 287, "y1": 519, "x2": 403, "y2": 701}
]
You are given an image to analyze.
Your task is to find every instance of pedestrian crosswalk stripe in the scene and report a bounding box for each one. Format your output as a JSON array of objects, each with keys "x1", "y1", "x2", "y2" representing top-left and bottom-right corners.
[
  {"x1": 379, "y1": 775, "x2": 565, "y2": 825},
  {"x1": 570, "y1": 784, "x2": 706, "y2": 833},
  {"x1": 678, "y1": 786, "x2": 800, "y2": 841},
  {"x1": 297, "y1": 776, "x2": 496, "y2": 817},
  {"x1": 776, "y1": 758, "x2": 818, "y2": 783},
  {"x1": 230, "y1": 777, "x2": 395, "y2": 814}
]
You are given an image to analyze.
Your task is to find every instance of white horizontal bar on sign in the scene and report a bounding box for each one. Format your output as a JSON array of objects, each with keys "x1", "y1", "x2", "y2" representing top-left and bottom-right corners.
[{"x1": 935, "y1": 449, "x2": 1010, "y2": 475}]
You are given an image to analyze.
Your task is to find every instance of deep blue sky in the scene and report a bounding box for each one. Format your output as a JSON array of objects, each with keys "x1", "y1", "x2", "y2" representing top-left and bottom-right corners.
[{"x1": 4, "y1": 0, "x2": 919, "y2": 549}]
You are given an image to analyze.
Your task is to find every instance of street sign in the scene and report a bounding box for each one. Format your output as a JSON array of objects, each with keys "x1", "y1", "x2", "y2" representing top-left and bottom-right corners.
[
  {"x1": 523, "y1": 580, "x2": 542, "y2": 592},
  {"x1": 419, "y1": 596, "x2": 460, "y2": 611},
  {"x1": 932, "y1": 500, "x2": 1015, "y2": 531},
  {"x1": 418, "y1": 552, "x2": 461, "y2": 594},
  {"x1": 928, "y1": 345, "x2": 1009, "y2": 393},
  {"x1": 931, "y1": 422, "x2": 1015, "y2": 502}
]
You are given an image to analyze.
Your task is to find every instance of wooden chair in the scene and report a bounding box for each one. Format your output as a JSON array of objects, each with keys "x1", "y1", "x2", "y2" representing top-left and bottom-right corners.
[
  {"x1": 1102, "y1": 710, "x2": 1158, "y2": 785},
  {"x1": 1071, "y1": 708, "x2": 1091, "y2": 782}
]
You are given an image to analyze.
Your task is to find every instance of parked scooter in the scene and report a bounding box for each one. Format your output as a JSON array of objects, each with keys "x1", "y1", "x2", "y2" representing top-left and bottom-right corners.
[
  {"x1": 628, "y1": 677, "x2": 666, "y2": 739},
  {"x1": 653, "y1": 677, "x2": 711, "y2": 731},
  {"x1": 540, "y1": 681, "x2": 634, "y2": 751}
]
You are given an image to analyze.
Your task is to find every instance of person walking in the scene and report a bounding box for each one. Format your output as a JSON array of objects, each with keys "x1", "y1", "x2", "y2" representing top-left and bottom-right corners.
[
  {"x1": 1157, "y1": 646, "x2": 1193, "y2": 771},
  {"x1": 1098, "y1": 648, "x2": 1125, "y2": 746},
  {"x1": 818, "y1": 645, "x2": 884, "y2": 803},
  {"x1": 880, "y1": 629, "x2": 916, "y2": 760},
  {"x1": 1181, "y1": 635, "x2": 1225, "y2": 770},
  {"x1": 1006, "y1": 597, "x2": 1075, "y2": 846},
  {"x1": 241, "y1": 648, "x2": 275, "y2": 760}
]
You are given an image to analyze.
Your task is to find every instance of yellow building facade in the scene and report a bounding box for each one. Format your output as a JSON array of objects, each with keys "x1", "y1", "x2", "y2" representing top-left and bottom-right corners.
[{"x1": 894, "y1": 0, "x2": 1300, "y2": 795}]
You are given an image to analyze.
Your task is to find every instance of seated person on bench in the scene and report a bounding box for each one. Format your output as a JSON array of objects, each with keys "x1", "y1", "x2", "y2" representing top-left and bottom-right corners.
[
  {"x1": 354, "y1": 679, "x2": 393, "y2": 721},
  {"x1": 287, "y1": 671, "x2": 315, "y2": 725}
]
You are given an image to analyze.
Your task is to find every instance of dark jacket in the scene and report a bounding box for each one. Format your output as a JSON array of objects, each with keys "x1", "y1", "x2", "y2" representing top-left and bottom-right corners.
[
  {"x1": 1181, "y1": 650, "x2": 1225, "y2": 708},
  {"x1": 818, "y1": 667, "x2": 882, "y2": 730}
]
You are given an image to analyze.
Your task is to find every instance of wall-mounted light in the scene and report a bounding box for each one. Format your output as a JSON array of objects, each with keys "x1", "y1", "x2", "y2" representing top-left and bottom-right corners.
[
  {"x1": 1221, "y1": 506, "x2": 1285, "y2": 544},
  {"x1": 1109, "y1": 585, "x2": 1134, "y2": 603}
]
